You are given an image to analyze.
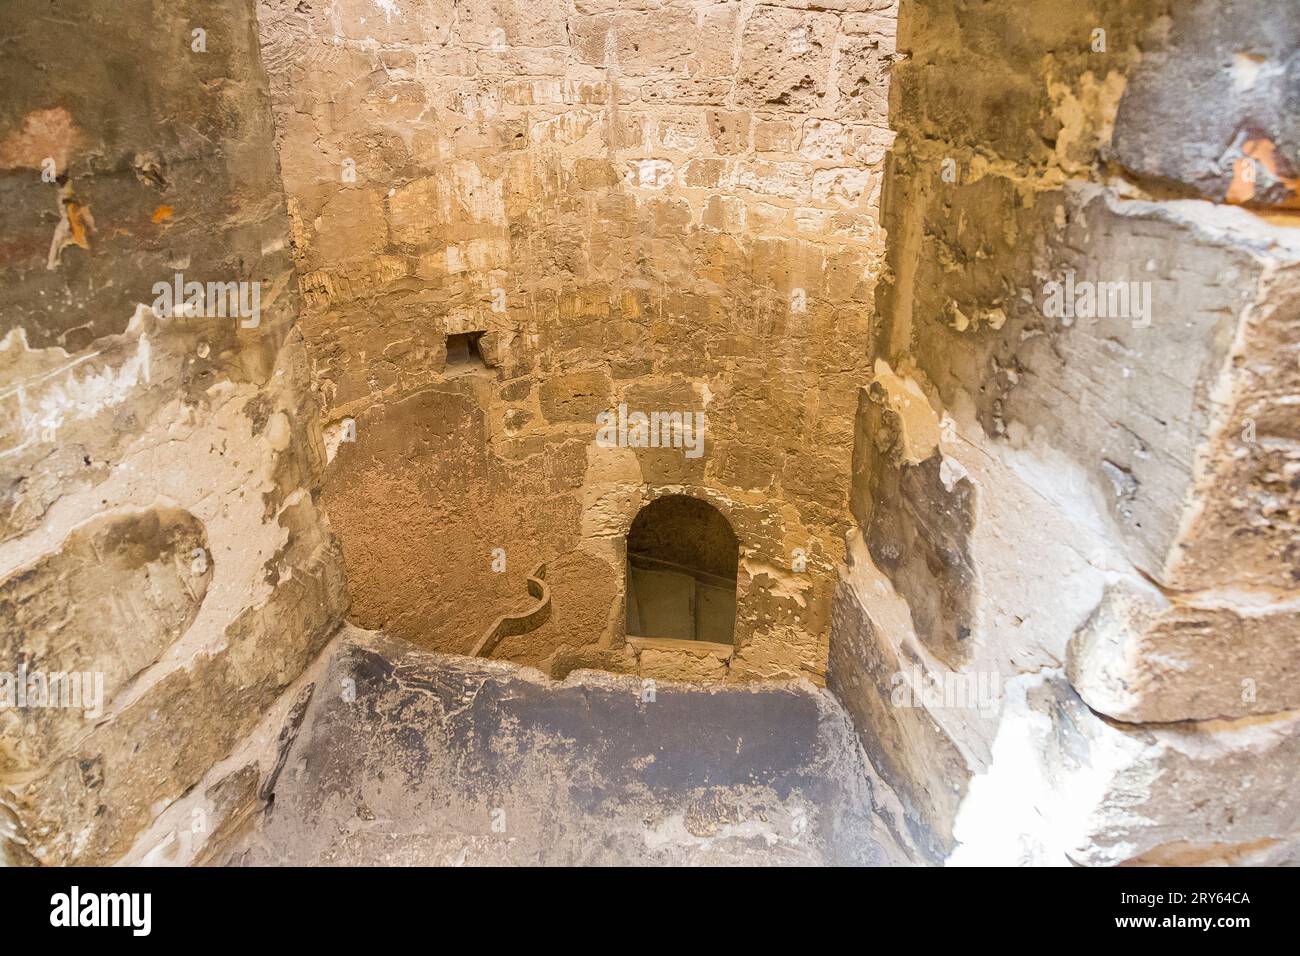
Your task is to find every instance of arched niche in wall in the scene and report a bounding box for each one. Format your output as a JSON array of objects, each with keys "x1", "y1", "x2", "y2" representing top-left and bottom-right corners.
[{"x1": 625, "y1": 494, "x2": 738, "y2": 646}]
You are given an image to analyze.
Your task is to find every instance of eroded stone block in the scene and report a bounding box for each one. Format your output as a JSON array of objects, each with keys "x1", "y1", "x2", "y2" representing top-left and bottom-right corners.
[
  {"x1": 736, "y1": 7, "x2": 838, "y2": 112},
  {"x1": 827, "y1": 577, "x2": 969, "y2": 862},
  {"x1": 1068, "y1": 576, "x2": 1300, "y2": 722},
  {"x1": 216, "y1": 628, "x2": 912, "y2": 866},
  {"x1": 2, "y1": 541, "x2": 345, "y2": 865},
  {"x1": 1112, "y1": 0, "x2": 1299, "y2": 207},
  {"x1": 950, "y1": 674, "x2": 1300, "y2": 866},
  {"x1": 0, "y1": 506, "x2": 210, "y2": 775}
]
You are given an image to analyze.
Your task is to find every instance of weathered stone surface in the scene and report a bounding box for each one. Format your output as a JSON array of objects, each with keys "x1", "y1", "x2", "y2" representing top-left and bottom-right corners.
[
  {"x1": 458, "y1": 0, "x2": 567, "y2": 48},
  {"x1": 0, "y1": 0, "x2": 293, "y2": 352},
  {"x1": 853, "y1": 373, "x2": 976, "y2": 668},
  {"x1": 332, "y1": 0, "x2": 456, "y2": 45},
  {"x1": 0, "y1": 506, "x2": 210, "y2": 775},
  {"x1": 255, "y1": 0, "x2": 893, "y2": 684},
  {"x1": 1112, "y1": 0, "x2": 1300, "y2": 207},
  {"x1": 571, "y1": 8, "x2": 698, "y2": 74},
  {"x1": 894, "y1": 180, "x2": 1291, "y2": 587},
  {"x1": 1067, "y1": 576, "x2": 1300, "y2": 723},
  {"x1": 735, "y1": 7, "x2": 838, "y2": 112},
  {"x1": 833, "y1": 19, "x2": 894, "y2": 122},
  {"x1": 887, "y1": 0, "x2": 1155, "y2": 172},
  {"x1": 833, "y1": 0, "x2": 1300, "y2": 864},
  {"x1": 1015, "y1": 193, "x2": 1299, "y2": 589},
  {"x1": 1165, "y1": 261, "x2": 1300, "y2": 593},
  {"x1": 827, "y1": 575, "x2": 968, "y2": 862},
  {"x1": 217, "y1": 628, "x2": 915, "y2": 866},
  {"x1": 950, "y1": 674, "x2": 1300, "y2": 866},
  {"x1": 3, "y1": 540, "x2": 345, "y2": 865},
  {"x1": 537, "y1": 369, "x2": 613, "y2": 424},
  {"x1": 0, "y1": 0, "x2": 345, "y2": 865},
  {"x1": 3, "y1": 0, "x2": 1293, "y2": 871}
]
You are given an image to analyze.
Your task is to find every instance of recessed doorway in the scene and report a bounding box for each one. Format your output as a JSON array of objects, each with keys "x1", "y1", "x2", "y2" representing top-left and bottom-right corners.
[{"x1": 625, "y1": 495, "x2": 738, "y2": 645}]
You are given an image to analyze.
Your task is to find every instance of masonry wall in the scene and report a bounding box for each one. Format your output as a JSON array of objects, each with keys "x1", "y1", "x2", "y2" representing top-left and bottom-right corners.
[
  {"x1": 2, "y1": 0, "x2": 1291, "y2": 870},
  {"x1": 0, "y1": 0, "x2": 346, "y2": 865},
  {"x1": 257, "y1": 0, "x2": 898, "y2": 682},
  {"x1": 828, "y1": 0, "x2": 1300, "y2": 864}
]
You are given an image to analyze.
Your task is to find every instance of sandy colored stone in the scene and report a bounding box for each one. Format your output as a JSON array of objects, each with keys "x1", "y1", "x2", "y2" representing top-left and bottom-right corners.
[
  {"x1": 255, "y1": 0, "x2": 889, "y2": 688},
  {"x1": 0, "y1": 0, "x2": 346, "y2": 866},
  {"x1": 0, "y1": 506, "x2": 211, "y2": 775},
  {"x1": 1068, "y1": 576, "x2": 1300, "y2": 722}
]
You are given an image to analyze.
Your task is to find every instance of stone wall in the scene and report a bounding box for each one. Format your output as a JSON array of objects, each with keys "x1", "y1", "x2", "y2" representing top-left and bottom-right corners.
[
  {"x1": 828, "y1": 0, "x2": 1300, "y2": 863},
  {"x1": 256, "y1": 0, "x2": 899, "y2": 682},
  {"x1": 0, "y1": 0, "x2": 346, "y2": 865},
  {"x1": 6, "y1": 0, "x2": 1291, "y2": 869}
]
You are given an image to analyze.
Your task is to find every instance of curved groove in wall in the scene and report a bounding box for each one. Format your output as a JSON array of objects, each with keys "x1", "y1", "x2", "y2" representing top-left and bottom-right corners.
[{"x1": 471, "y1": 563, "x2": 551, "y2": 658}]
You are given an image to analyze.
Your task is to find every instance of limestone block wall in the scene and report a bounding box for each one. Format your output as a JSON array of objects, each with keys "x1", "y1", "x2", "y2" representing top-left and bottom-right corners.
[
  {"x1": 829, "y1": 0, "x2": 1300, "y2": 863},
  {"x1": 256, "y1": 0, "x2": 899, "y2": 682},
  {"x1": 0, "y1": 0, "x2": 346, "y2": 865}
]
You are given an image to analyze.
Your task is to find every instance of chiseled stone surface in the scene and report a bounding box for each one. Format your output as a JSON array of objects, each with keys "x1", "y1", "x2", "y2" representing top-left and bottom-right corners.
[
  {"x1": 829, "y1": 0, "x2": 1300, "y2": 861},
  {"x1": 949, "y1": 674, "x2": 1300, "y2": 867},
  {"x1": 1068, "y1": 576, "x2": 1300, "y2": 723},
  {"x1": 0, "y1": 0, "x2": 1295, "y2": 869},
  {"x1": 5, "y1": 545, "x2": 344, "y2": 866},
  {"x1": 0, "y1": 506, "x2": 210, "y2": 776},
  {"x1": 254, "y1": 0, "x2": 898, "y2": 683},
  {"x1": 0, "y1": 0, "x2": 345, "y2": 865},
  {"x1": 1166, "y1": 259, "x2": 1300, "y2": 595},
  {"x1": 827, "y1": 570, "x2": 969, "y2": 863},
  {"x1": 217, "y1": 627, "x2": 916, "y2": 866}
]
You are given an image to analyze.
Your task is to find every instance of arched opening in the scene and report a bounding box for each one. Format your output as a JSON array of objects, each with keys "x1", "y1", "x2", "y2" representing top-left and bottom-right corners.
[{"x1": 625, "y1": 495, "x2": 738, "y2": 645}]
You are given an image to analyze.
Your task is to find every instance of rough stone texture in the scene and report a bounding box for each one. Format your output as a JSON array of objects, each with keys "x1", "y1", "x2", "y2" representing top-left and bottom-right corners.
[
  {"x1": 829, "y1": 0, "x2": 1300, "y2": 863},
  {"x1": 2, "y1": 0, "x2": 1295, "y2": 870},
  {"x1": 1112, "y1": 0, "x2": 1299, "y2": 207},
  {"x1": 953, "y1": 190, "x2": 1298, "y2": 593},
  {"x1": 854, "y1": 385, "x2": 975, "y2": 669},
  {"x1": 1067, "y1": 576, "x2": 1300, "y2": 723},
  {"x1": 0, "y1": 506, "x2": 210, "y2": 775},
  {"x1": 950, "y1": 673, "x2": 1300, "y2": 867},
  {"x1": 0, "y1": 0, "x2": 345, "y2": 865},
  {"x1": 1168, "y1": 260, "x2": 1300, "y2": 594},
  {"x1": 216, "y1": 627, "x2": 916, "y2": 866},
  {"x1": 255, "y1": 0, "x2": 898, "y2": 683},
  {"x1": 5, "y1": 543, "x2": 345, "y2": 866},
  {"x1": 827, "y1": 566, "x2": 969, "y2": 862}
]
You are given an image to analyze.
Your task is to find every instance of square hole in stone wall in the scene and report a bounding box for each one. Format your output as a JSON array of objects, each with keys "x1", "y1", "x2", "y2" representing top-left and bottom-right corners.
[{"x1": 445, "y1": 331, "x2": 487, "y2": 372}]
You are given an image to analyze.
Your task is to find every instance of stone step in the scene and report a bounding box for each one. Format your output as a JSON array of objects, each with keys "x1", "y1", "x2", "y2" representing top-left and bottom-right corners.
[{"x1": 217, "y1": 627, "x2": 916, "y2": 867}]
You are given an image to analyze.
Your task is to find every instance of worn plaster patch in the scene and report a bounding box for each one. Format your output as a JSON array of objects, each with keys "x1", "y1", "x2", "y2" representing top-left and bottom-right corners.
[{"x1": 0, "y1": 107, "x2": 80, "y2": 172}]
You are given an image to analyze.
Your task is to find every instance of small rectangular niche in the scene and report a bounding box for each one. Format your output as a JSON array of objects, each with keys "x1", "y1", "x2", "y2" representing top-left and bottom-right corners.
[{"x1": 444, "y1": 331, "x2": 487, "y2": 373}]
